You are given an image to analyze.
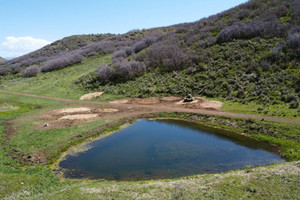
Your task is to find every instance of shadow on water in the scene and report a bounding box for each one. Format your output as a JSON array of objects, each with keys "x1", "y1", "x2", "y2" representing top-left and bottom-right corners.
[{"x1": 58, "y1": 119, "x2": 285, "y2": 181}]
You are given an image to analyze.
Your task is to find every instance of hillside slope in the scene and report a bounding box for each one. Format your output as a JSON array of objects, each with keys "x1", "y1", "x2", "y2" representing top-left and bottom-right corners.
[
  {"x1": 0, "y1": 56, "x2": 5, "y2": 63},
  {"x1": 0, "y1": 0, "x2": 299, "y2": 112}
]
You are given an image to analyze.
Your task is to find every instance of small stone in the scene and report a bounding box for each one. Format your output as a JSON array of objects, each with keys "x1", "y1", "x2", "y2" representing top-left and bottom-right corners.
[{"x1": 43, "y1": 123, "x2": 49, "y2": 127}]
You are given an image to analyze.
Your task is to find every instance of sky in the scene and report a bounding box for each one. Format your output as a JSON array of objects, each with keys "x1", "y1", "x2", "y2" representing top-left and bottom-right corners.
[{"x1": 0, "y1": 0, "x2": 248, "y2": 58}]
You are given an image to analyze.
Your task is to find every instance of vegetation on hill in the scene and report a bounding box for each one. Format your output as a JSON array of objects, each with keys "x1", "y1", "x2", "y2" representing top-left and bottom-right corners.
[{"x1": 0, "y1": 0, "x2": 299, "y2": 111}]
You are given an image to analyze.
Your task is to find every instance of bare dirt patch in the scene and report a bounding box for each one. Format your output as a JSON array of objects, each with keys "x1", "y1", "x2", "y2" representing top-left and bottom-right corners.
[
  {"x1": 97, "y1": 108, "x2": 119, "y2": 113},
  {"x1": 4, "y1": 121, "x2": 16, "y2": 139},
  {"x1": 38, "y1": 106, "x2": 123, "y2": 129},
  {"x1": 59, "y1": 114, "x2": 99, "y2": 120},
  {"x1": 180, "y1": 97, "x2": 223, "y2": 110},
  {"x1": 200, "y1": 100, "x2": 223, "y2": 110},
  {"x1": 80, "y1": 92, "x2": 103, "y2": 100},
  {"x1": 110, "y1": 99, "x2": 129, "y2": 104},
  {"x1": 130, "y1": 98, "x2": 161, "y2": 105},
  {"x1": 160, "y1": 97, "x2": 183, "y2": 102},
  {"x1": 59, "y1": 107, "x2": 91, "y2": 114},
  {"x1": 109, "y1": 96, "x2": 223, "y2": 110},
  {"x1": 22, "y1": 150, "x2": 47, "y2": 164}
]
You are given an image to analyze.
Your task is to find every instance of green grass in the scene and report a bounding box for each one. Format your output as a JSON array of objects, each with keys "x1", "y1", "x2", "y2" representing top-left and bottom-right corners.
[
  {"x1": 0, "y1": 55, "x2": 111, "y2": 99},
  {"x1": 222, "y1": 100, "x2": 300, "y2": 119},
  {"x1": 0, "y1": 85, "x2": 299, "y2": 199},
  {"x1": 2, "y1": 162, "x2": 299, "y2": 200}
]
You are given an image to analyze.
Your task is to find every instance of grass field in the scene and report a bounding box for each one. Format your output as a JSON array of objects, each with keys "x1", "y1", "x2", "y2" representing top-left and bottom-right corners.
[{"x1": 0, "y1": 92, "x2": 299, "y2": 199}]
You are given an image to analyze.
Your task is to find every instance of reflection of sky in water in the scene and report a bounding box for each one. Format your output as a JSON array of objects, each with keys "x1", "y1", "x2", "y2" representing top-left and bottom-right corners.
[{"x1": 60, "y1": 119, "x2": 284, "y2": 181}]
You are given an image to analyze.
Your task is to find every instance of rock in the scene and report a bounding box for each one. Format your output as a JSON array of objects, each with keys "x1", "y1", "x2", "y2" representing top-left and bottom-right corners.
[
  {"x1": 183, "y1": 94, "x2": 194, "y2": 102},
  {"x1": 43, "y1": 123, "x2": 49, "y2": 127}
]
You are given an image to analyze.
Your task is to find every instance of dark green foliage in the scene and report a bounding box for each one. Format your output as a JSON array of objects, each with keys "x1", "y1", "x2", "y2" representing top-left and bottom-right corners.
[{"x1": 289, "y1": 100, "x2": 299, "y2": 109}]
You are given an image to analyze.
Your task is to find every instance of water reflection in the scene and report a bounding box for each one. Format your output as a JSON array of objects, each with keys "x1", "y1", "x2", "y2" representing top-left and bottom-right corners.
[{"x1": 59, "y1": 119, "x2": 284, "y2": 180}]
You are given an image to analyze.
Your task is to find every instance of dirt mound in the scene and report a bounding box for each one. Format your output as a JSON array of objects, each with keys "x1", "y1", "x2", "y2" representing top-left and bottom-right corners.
[
  {"x1": 110, "y1": 99, "x2": 129, "y2": 104},
  {"x1": 97, "y1": 108, "x2": 119, "y2": 113},
  {"x1": 160, "y1": 97, "x2": 182, "y2": 102},
  {"x1": 201, "y1": 100, "x2": 223, "y2": 110},
  {"x1": 179, "y1": 97, "x2": 222, "y2": 110},
  {"x1": 80, "y1": 92, "x2": 103, "y2": 100},
  {"x1": 59, "y1": 107, "x2": 91, "y2": 113},
  {"x1": 131, "y1": 98, "x2": 160, "y2": 105},
  {"x1": 59, "y1": 114, "x2": 98, "y2": 120}
]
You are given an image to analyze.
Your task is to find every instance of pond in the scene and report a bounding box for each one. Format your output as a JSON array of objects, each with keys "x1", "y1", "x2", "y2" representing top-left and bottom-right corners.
[{"x1": 58, "y1": 119, "x2": 284, "y2": 181}]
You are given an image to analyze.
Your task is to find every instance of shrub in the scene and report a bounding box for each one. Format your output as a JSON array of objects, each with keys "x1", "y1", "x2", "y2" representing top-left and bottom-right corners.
[
  {"x1": 141, "y1": 43, "x2": 191, "y2": 71},
  {"x1": 24, "y1": 65, "x2": 41, "y2": 77},
  {"x1": 0, "y1": 66, "x2": 10, "y2": 76},
  {"x1": 238, "y1": 9, "x2": 250, "y2": 20},
  {"x1": 113, "y1": 59, "x2": 146, "y2": 82},
  {"x1": 97, "y1": 65, "x2": 115, "y2": 84},
  {"x1": 217, "y1": 20, "x2": 285, "y2": 43},
  {"x1": 112, "y1": 49, "x2": 127, "y2": 62},
  {"x1": 289, "y1": 100, "x2": 299, "y2": 109},
  {"x1": 41, "y1": 53, "x2": 84, "y2": 72},
  {"x1": 11, "y1": 64, "x2": 21, "y2": 74},
  {"x1": 87, "y1": 51, "x2": 98, "y2": 57},
  {"x1": 133, "y1": 36, "x2": 157, "y2": 53},
  {"x1": 286, "y1": 33, "x2": 300, "y2": 49},
  {"x1": 187, "y1": 67, "x2": 195, "y2": 75},
  {"x1": 260, "y1": 60, "x2": 271, "y2": 71}
]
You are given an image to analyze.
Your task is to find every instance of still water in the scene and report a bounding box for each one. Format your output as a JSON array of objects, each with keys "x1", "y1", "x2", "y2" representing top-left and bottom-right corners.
[{"x1": 59, "y1": 119, "x2": 284, "y2": 180}]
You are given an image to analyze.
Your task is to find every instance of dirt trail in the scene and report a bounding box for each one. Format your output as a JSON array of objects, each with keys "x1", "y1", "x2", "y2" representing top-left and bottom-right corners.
[{"x1": 1, "y1": 90, "x2": 299, "y2": 124}]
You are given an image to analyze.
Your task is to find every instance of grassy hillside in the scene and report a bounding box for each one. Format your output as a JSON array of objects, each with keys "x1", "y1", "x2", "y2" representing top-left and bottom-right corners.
[
  {"x1": 0, "y1": 0, "x2": 299, "y2": 118},
  {"x1": 0, "y1": 55, "x2": 110, "y2": 99},
  {"x1": 0, "y1": 56, "x2": 6, "y2": 63}
]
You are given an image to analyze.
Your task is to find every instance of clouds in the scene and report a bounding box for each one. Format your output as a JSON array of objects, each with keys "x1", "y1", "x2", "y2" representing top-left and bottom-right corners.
[{"x1": 0, "y1": 36, "x2": 51, "y2": 58}]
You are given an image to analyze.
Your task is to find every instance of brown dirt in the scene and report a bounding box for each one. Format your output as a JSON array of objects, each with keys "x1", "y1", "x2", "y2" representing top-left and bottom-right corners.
[
  {"x1": 59, "y1": 107, "x2": 91, "y2": 113},
  {"x1": 130, "y1": 97, "x2": 161, "y2": 105},
  {"x1": 1, "y1": 90, "x2": 299, "y2": 125},
  {"x1": 59, "y1": 114, "x2": 99, "y2": 120},
  {"x1": 80, "y1": 92, "x2": 104, "y2": 100},
  {"x1": 110, "y1": 99, "x2": 129, "y2": 104},
  {"x1": 97, "y1": 108, "x2": 119, "y2": 113},
  {"x1": 21, "y1": 150, "x2": 47, "y2": 164},
  {"x1": 4, "y1": 121, "x2": 16, "y2": 139},
  {"x1": 39, "y1": 106, "x2": 123, "y2": 129},
  {"x1": 160, "y1": 96, "x2": 183, "y2": 102}
]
